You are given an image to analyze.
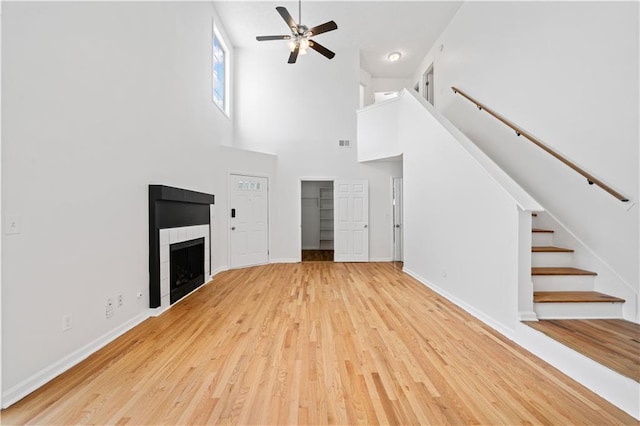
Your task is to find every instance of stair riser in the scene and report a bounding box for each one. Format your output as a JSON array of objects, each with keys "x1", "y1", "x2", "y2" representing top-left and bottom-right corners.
[
  {"x1": 534, "y1": 302, "x2": 623, "y2": 319},
  {"x1": 532, "y1": 252, "x2": 573, "y2": 267},
  {"x1": 532, "y1": 233, "x2": 554, "y2": 246},
  {"x1": 532, "y1": 275, "x2": 594, "y2": 292}
]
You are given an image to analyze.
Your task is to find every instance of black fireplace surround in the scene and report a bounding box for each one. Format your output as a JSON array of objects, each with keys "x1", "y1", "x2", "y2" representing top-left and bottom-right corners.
[{"x1": 149, "y1": 185, "x2": 214, "y2": 308}]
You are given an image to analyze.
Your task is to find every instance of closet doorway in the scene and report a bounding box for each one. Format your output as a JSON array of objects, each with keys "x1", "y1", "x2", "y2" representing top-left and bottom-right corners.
[{"x1": 301, "y1": 180, "x2": 334, "y2": 262}]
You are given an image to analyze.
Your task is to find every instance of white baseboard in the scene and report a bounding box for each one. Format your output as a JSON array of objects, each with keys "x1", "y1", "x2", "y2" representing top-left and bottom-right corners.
[
  {"x1": 149, "y1": 304, "x2": 170, "y2": 317},
  {"x1": 403, "y1": 268, "x2": 515, "y2": 339},
  {"x1": 210, "y1": 266, "x2": 229, "y2": 277},
  {"x1": 2, "y1": 311, "x2": 150, "y2": 409},
  {"x1": 369, "y1": 257, "x2": 393, "y2": 262},
  {"x1": 518, "y1": 311, "x2": 538, "y2": 322}
]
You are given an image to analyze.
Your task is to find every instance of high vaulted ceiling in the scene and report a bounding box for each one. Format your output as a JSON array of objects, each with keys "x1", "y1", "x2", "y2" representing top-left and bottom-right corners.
[{"x1": 212, "y1": 1, "x2": 462, "y2": 78}]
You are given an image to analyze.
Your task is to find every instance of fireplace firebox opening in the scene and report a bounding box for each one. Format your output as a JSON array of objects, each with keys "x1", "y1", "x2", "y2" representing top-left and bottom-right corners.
[{"x1": 170, "y1": 237, "x2": 205, "y2": 304}]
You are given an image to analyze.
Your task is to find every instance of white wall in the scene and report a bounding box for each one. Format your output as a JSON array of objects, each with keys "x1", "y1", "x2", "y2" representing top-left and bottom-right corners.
[
  {"x1": 235, "y1": 48, "x2": 401, "y2": 262},
  {"x1": 1, "y1": 2, "x2": 275, "y2": 404},
  {"x1": 412, "y1": 2, "x2": 639, "y2": 301},
  {"x1": 400, "y1": 102, "x2": 522, "y2": 332},
  {"x1": 358, "y1": 90, "x2": 541, "y2": 331},
  {"x1": 359, "y1": 68, "x2": 374, "y2": 107},
  {"x1": 357, "y1": 98, "x2": 401, "y2": 162},
  {"x1": 209, "y1": 146, "x2": 277, "y2": 274}
]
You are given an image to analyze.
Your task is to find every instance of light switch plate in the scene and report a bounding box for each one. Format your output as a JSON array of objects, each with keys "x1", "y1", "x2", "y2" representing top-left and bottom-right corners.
[{"x1": 5, "y1": 215, "x2": 21, "y2": 235}]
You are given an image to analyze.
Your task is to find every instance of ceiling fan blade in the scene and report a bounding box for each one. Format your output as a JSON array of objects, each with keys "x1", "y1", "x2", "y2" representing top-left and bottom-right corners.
[
  {"x1": 256, "y1": 35, "x2": 292, "y2": 41},
  {"x1": 307, "y1": 21, "x2": 337, "y2": 37},
  {"x1": 309, "y1": 40, "x2": 335, "y2": 60},
  {"x1": 276, "y1": 7, "x2": 298, "y2": 31},
  {"x1": 288, "y1": 45, "x2": 300, "y2": 64}
]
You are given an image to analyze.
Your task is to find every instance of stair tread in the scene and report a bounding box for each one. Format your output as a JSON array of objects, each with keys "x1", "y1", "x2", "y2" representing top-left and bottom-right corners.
[
  {"x1": 532, "y1": 267, "x2": 596, "y2": 276},
  {"x1": 534, "y1": 291, "x2": 625, "y2": 303},
  {"x1": 532, "y1": 228, "x2": 554, "y2": 233},
  {"x1": 532, "y1": 246, "x2": 574, "y2": 253}
]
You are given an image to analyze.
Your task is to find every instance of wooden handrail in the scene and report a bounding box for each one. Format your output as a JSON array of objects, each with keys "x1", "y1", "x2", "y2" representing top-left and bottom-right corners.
[{"x1": 451, "y1": 86, "x2": 629, "y2": 202}]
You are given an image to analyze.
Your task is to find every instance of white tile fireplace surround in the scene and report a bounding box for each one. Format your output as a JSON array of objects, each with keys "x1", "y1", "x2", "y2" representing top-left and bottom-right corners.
[{"x1": 158, "y1": 224, "x2": 210, "y2": 310}]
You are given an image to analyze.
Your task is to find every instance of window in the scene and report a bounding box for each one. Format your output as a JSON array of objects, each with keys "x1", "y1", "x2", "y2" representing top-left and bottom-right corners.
[{"x1": 212, "y1": 26, "x2": 229, "y2": 115}]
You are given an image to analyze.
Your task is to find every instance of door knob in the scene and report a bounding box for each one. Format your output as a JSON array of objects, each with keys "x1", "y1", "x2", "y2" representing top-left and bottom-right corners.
[
  {"x1": 395, "y1": 224, "x2": 400, "y2": 228},
  {"x1": 231, "y1": 227, "x2": 236, "y2": 231},
  {"x1": 364, "y1": 224, "x2": 368, "y2": 228}
]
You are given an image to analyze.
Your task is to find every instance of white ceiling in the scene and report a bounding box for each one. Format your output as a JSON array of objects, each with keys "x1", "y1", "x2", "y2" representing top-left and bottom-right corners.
[{"x1": 212, "y1": 1, "x2": 462, "y2": 78}]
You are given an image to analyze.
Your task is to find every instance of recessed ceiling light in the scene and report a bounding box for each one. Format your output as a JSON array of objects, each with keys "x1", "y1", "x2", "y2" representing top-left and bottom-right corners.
[{"x1": 388, "y1": 51, "x2": 402, "y2": 62}]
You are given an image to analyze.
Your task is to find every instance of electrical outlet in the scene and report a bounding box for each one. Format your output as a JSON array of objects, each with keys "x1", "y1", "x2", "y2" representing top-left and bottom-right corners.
[
  {"x1": 62, "y1": 314, "x2": 72, "y2": 332},
  {"x1": 118, "y1": 294, "x2": 124, "y2": 307},
  {"x1": 5, "y1": 215, "x2": 21, "y2": 235},
  {"x1": 106, "y1": 298, "x2": 114, "y2": 319}
]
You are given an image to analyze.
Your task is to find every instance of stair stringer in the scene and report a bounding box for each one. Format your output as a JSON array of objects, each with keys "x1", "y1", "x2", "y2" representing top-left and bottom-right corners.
[{"x1": 534, "y1": 211, "x2": 638, "y2": 322}]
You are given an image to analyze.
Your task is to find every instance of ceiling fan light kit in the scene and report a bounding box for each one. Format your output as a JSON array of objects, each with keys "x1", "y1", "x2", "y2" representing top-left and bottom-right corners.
[
  {"x1": 388, "y1": 51, "x2": 402, "y2": 62},
  {"x1": 256, "y1": 0, "x2": 338, "y2": 64}
]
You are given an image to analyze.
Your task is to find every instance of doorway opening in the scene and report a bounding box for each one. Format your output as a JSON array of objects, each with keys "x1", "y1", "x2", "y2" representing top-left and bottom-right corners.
[
  {"x1": 301, "y1": 180, "x2": 334, "y2": 262},
  {"x1": 423, "y1": 64, "x2": 434, "y2": 105},
  {"x1": 374, "y1": 91, "x2": 399, "y2": 103}
]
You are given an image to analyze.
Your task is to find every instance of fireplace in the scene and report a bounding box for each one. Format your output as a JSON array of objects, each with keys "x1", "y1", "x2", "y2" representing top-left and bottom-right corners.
[
  {"x1": 149, "y1": 185, "x2": 214, "y2": 310},
  {"x1": 170, "y1": 237, "x2": 205, "y2": 304}
]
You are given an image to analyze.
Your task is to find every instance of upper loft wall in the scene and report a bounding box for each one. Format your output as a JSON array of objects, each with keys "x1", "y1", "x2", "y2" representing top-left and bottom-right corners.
[
  {"x1": 412, "y1": 1, "x2": 639, "y2": 288},
  {"x1": 234, "y1": 48, "x2": 401, "y2": 262},
  {"x1": 372, "y1": 78, "x2": 413, "y2": 95}
]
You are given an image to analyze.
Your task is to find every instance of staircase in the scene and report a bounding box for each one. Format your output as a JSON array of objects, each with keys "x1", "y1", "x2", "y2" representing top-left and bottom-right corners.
[{"x1": 531, "y1": 215, "x2": 625, "y2": 319}]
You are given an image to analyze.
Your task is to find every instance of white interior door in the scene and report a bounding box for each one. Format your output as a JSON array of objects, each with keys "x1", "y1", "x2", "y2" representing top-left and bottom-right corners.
[
  {"x1": 423, "y1": 64, "x2": 434, "y2": 105},
  {"x1": 392, "y1": 177, "x2": 403, "y2": 262},
  {"x1": 334, "y1": 180, "x2": 369, "y2": 262},
  {"x1": 230, "y1": 174, "x2": 268, "y2": 269}
]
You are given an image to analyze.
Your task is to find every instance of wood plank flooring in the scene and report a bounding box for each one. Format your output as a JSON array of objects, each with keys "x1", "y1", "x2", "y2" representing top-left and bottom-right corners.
[
  {"x1": 526, "y1": 319, "x2": 640, "y2": 382},
  {"x1": 2, "y1": 263, "x2": 635, "y2": 425},
  {"x1": 301, "y1": 250, "x2": 334, "y2": 262}
]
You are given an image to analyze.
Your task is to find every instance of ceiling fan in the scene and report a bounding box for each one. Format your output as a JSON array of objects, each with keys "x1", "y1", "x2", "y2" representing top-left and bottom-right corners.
[{"x1": 256, "y1": 0, "x2": 338, "y2": 64}]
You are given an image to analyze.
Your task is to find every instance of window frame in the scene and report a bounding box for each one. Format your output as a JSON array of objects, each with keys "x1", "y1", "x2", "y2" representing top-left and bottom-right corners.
[{"x1": 212, "y1": 23, "x2": 230, "y2": 117}]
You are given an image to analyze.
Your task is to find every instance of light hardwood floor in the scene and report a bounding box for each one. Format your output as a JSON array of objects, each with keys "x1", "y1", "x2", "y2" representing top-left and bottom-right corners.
[
  {"x1": 2, "y1": 263, "x2": 635, "y2": 425},
  {"x1": 301, "y1": 250, "x2": 334, "y2": 262}
]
